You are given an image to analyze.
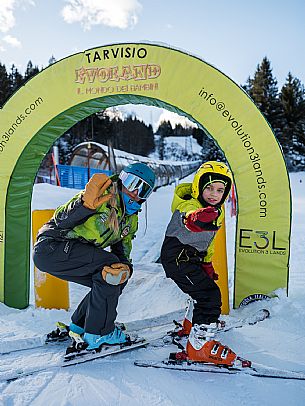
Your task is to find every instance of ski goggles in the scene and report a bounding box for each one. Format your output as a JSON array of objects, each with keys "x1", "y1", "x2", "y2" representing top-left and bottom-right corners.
[{"x1": 119, "y1": 171, "x2": 153, "y2": 200}]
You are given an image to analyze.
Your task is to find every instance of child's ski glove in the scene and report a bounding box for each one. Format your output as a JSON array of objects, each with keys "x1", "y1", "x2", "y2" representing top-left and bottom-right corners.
[
  {"x1": 82, "y1": 173, "x2": 112, "y2": 210},
  {"x1": 185, "y1": 207, "x2": 219, "y2": 232},
  {"x1": 201, "y1": 262, "x2": 219, "y2": 280},
  {"x1": 101, "y1": 263, "x2": 131, "y2": 285}
]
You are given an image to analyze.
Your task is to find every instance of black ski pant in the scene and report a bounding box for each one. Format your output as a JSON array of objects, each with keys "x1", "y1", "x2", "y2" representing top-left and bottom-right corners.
[
  {"x1": 161, "y1": 241, "x2": 221, "y2": 325},
  {"x1": 33, "y1": 237, "x2": 127, "y2": 335}
]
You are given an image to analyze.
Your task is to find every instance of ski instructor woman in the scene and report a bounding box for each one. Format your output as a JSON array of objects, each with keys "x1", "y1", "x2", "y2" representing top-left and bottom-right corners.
[{"x1": 33, "y1": 163, "x2": 155, "y2": 351}]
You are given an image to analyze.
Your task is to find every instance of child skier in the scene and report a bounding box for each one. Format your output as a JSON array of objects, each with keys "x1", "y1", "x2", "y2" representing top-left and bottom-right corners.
[
  {"x1": 161, "y1": 161, "x2": 237, "y2": 366},
  {"x1": 33, "y1": 163, "x2": 155, "y2": 352}
]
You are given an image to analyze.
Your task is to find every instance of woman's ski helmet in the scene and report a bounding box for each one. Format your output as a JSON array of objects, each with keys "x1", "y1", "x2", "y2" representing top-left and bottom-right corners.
[{"x1": 119, "y1": 163, "x2": 156, "y2": 200}]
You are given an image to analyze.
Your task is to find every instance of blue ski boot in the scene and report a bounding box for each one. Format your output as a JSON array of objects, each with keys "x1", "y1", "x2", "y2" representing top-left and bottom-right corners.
[
  {"x1": 69, "y1": 322, "x2": 85, "y2": 335},
  {"x1": 84, "y1": 326, "x2": 129, "y2": 350}
]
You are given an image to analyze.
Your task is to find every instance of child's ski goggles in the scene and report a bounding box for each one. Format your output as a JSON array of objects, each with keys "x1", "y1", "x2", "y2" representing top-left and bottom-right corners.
[{"x1": 119, "y1": 172, "x2": 153, "y2": 200}]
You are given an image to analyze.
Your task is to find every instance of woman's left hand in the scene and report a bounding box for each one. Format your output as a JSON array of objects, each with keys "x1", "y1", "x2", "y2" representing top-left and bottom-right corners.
[{"x1": 82, "y1": 173, "x2": 113, "y2": 210}]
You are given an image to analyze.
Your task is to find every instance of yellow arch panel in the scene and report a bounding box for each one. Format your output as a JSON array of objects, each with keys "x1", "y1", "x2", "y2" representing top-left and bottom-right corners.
[{"x1": 0, "y1": 43, "x2": 291, "y2": 308}]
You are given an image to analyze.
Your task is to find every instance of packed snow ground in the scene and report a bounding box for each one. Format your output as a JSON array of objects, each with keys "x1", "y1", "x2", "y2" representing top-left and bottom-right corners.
[{"x1": 0, "y1": 172, "x2": 304, "y2": 405}]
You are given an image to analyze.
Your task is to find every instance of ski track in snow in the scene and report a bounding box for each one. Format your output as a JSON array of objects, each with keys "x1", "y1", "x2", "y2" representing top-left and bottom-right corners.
[{"x1": 0, "y1": 172, "x2": 305, "y2": 405}]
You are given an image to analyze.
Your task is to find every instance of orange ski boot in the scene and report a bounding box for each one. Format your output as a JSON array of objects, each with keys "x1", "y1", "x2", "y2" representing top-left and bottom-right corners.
[
  {"x1": 176, "y1": 299, "x2": 194, "y2": 337},
  {"x1": 186, "y1": 323, "x2": 237, "y2": 367},
  {"x1": 175, "y1": 301, "x2": 224, "y2": 338}
]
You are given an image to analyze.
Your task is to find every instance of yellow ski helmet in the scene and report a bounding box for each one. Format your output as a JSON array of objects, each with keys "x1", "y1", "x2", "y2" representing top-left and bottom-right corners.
[{"x1": 192, "y1": 161, "x2": 233, "y2": 206}]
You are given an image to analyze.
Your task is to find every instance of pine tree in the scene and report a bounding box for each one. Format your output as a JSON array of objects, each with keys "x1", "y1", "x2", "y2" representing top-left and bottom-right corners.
[
  {"x1": 192, "y1": 127, "x2": 224, "y2": 162},
  {"x1": 9, "y1": 64, "x2": 24, "y2": 93},
  {"x1": 158, "y1": 134, "x2": 165, "y2": 160},
  {"x1": 156, "y1": 120, "x2": 174, "y2": 136},
  {"x1": 173, "y1": 123, "x2": 189, "y2": 136},
  {"x1": 117, "y1": 115, "x2": 154, "y2": 156},
  {"x1": 245, "y1": 57, "x2": 283, "y2": 136},
  {"x1": 48, "y1": 55, "x2": 56, "y2": 65},
  {"x1": 279, "y1": 73, "x2": 305, "y2": 170},
  {"x1": 0, "y1": 62, "x2": 11, "y2": 106},
  {"x1": 24, "y1": 60, "x2": 40, "y2": 82}
]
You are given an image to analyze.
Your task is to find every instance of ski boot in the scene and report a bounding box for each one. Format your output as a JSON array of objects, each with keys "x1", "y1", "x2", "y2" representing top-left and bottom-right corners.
[
  {"x1": 46, "y1": 322, "x2": 85, "y2": 344},
  {"x1": 167, "y1": 299, "x2": 194, "y2": 344},
  {"x1": 84, "y1": 326, "x2": 130, "y2": 351},
  {"x1": 174, "y1": 299, "x2": 194, "y2": 338},
  {"x1": 65, "y1": 331, "x2": 89, "y2": 358},
  {"x1": 169, "y1": 299, "x2": 225, "y2": 341},
  {"x1": 186, "y1": 323, "x2": 238, "y2": 367},
  {"x1": 46, "y1": 321, "x2": 70, "y2": 343}
]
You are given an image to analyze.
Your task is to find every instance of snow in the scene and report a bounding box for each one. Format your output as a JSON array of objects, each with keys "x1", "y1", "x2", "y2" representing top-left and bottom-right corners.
[
  {"x1": 162, "y1": 135, "x2": 203, "y2": 155},
  {"x1": 149, "y1": 135, "x2": 203, "y2": 161},
  {"x1": 156, "y1": 110, "x2": 197, "y2": 130},
  {"x1": 0, "y1": 172, "x2": 305, "y2": 405}
]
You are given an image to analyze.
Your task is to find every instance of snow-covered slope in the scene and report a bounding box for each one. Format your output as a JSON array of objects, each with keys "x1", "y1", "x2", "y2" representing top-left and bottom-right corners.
[{"x1": 0, "y1": 172, "x2": 304, "y2": 405}]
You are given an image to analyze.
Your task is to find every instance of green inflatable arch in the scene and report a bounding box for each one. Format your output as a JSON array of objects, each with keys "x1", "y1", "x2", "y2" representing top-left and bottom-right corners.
[{"x1": 0, "y1": 43, "x2": 291, "y2": 309}]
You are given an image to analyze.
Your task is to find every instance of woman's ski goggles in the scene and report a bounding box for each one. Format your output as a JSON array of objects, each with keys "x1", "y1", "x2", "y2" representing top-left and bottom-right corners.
[{"x1": 119, "y1": 171, "x2": 153, "y2": 200}]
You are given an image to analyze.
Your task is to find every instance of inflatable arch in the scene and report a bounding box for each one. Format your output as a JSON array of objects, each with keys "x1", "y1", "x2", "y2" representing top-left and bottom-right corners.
[{"x1": 0, "y1": 43, "x2": 291, "y2": 309}]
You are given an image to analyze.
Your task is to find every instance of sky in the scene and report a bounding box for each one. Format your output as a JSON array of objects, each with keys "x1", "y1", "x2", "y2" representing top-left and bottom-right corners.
[{"x1": 1, "y1": 0, "x2": 305, "y2": 127}]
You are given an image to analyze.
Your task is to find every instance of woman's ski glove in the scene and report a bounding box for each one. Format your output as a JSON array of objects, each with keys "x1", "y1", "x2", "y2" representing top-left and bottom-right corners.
[
  {"x1": 201, "y1": 262, "x2": 219, "y2": 280},
  {"x1": 101, "y1": 263, "x2": 131, "y2": 285},
  {"x1": 82, "y1": 173, "x2": 112, "y2": 210},
  {"x1": 185, "y1": 207, "x2": 219, "y2": 232}
]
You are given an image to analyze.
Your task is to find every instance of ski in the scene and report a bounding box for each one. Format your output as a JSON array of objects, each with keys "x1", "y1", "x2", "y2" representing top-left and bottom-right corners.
[
  {"x1": 0, "y1": 334, "x2": 66, "y2": 355},
  {"x1": 220, "y1": 308, "x2": 270, "y2": 332},
  {"x1": 63, "y1": 338, "x2": 147, "y2": 365},
  {"x1": 1, "y1": 338, "x2": 147, "y2": 383},
  {"x1": 0, "y1": 309, "x2": 184, "y2": 355},
  {"x1": 167, "y1": 308, "x2": 270, "y2": 341},
  {"x1": 134, "y1": 358, "x2": 305, "y2": 381},
  {"x1": 0, "y1": 308, "x2": 269, "y2": 355}
]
